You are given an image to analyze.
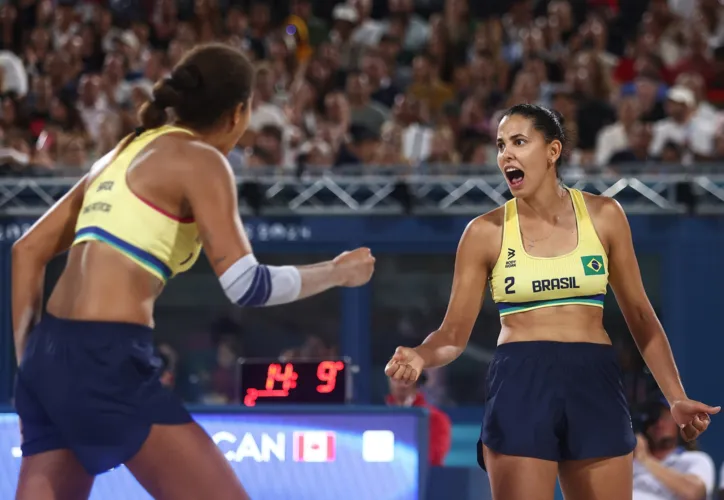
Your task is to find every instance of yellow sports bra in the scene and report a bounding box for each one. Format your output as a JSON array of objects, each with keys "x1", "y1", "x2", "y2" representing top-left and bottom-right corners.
[
  {"x1": 73, "y1": 125, "x2": 203, "y2": 283},
  {"x1": 489, "y1": 188, "x2": 608, "y2": 316}
]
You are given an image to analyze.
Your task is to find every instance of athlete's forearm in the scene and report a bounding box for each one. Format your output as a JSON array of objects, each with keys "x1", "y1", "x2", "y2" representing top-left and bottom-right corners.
[
  {"x1": 11, "y1": 246, "x2": 46, "y2": 364},
  {"x1": 295, "y1": 261, "x2": 344, "y2": 300},
  {"x1": 414, "y1": 329, "x2": 466, "y2": 368},
  {"x1": 638, "y1": 457, "x2": 706, "y2": 500},
  {"x1": 220, "y1": 255, "x2": 346, "y2": 307},
  {"x1": 632, "y1": 316, "x2": 687, "y2": 404}
]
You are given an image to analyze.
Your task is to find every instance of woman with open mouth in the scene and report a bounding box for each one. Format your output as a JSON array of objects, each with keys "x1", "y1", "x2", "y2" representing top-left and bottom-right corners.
[{"x1": 385, "y1": 103, "x2": 719, "y2": 500}]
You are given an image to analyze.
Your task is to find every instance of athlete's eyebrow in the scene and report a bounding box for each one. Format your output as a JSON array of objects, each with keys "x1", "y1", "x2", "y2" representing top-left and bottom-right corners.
[{"x1": 496, "y1": 133, "x2": 527, "y2": 145}]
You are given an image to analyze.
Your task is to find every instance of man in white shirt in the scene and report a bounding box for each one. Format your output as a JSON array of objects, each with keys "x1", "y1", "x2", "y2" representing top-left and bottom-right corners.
[
  {"x1": 595, "y1": 95, "x2": 641, "y2": 167},
  {"x1": 633, "y1": 397, "x2": 715, "y2": 500},
  {"x1": 649, "y1": 86, "x2": 717, "y2": 164}
]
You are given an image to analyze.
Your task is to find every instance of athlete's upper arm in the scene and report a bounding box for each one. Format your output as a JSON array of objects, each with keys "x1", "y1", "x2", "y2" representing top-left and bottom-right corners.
[
  {"x1": 438, "y1": 215, "x2": 498, "y2": 345},
  {"x1": 601, "y1": 198, "x2": 654, "y2": 320},
  {"x1": 178, "y1": 143, "x2": 252, "y2": 277},
  {"x1": 13, "y1": 146, "x2": 122, "y2": 261},
  {"x1": 13, "y1": 175, "x2": 88, "y2": 262}
]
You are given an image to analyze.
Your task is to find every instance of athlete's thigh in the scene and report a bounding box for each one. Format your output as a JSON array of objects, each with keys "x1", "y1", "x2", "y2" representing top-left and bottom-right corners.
[
  {"x1": 483, "y1": 445, "x2": 558, "y2": 500},
  {"x1": 15, "y1": 450, "x2": 94, "y2": 500},
  {"x1": 558, "y1": 453, "x2": 633, "y2": 500},
  {"x1": 125, "y1": 422, "x2": 250, "y2": 500}
]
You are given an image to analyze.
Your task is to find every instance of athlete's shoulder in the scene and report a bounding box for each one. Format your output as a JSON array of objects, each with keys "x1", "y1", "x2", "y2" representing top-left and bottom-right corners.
[
  {"x1": 459, "y1": 205, "x2": 505, "y2": 264},
  {"x1": 578, "y1": 190, "x2": 626, "y2": 222},
  {"x1": 460, "y1": 205, "x2": 505, "y2": 259},
  {"x1": 169, "y1": 135, "x2": 229, "y2": 165},
  {"x1": 162, "y1": 135, "x2": 234, "y2": 181},
  {"x1": 467, "y1": 204, "x2": 505, "y2": 237}
]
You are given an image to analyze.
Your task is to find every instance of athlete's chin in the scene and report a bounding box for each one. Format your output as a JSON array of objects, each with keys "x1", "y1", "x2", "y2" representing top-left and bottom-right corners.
[{"x1": 507, "y1": 178, "x2": 526, "y2": 195}]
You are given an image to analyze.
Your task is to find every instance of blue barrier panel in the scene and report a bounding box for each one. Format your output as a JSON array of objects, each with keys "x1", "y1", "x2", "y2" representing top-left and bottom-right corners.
[{"x1": 0, "y1": 405, "x2": 429, "y2": 500}]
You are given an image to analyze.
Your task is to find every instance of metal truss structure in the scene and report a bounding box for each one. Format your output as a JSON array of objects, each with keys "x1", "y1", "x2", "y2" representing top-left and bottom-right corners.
[{"x1": 1, "y1": 172, "x2": 724, "y2": 216}]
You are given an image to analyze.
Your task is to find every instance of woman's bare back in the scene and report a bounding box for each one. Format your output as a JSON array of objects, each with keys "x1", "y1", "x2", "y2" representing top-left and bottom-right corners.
[{"x1": 46, "y1": 132, "x2": 197, "y2": 327}]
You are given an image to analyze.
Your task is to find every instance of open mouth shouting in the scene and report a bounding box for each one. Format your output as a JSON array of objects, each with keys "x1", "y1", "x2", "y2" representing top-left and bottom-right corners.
[{"x1": 504, "y1": 166, "x2": 525, "y2": 189}]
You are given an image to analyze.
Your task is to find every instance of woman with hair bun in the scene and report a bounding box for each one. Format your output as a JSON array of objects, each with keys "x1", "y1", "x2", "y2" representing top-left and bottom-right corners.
[{"x1": 12, "y1": 43, "x2": 375, "y2": 499}]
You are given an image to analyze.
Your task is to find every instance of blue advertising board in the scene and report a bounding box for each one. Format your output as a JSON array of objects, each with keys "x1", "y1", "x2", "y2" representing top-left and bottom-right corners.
[{"x1": 0, "y1": 407, "x2": 428, "y2": 500}]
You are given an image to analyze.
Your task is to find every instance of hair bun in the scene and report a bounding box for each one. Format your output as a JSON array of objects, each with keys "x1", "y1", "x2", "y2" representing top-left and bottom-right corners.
[
  {"x1": 171, "y1": 66, "x2": 203, "y2": 92},
  {"x1": 152, "y1": 78, "x2": 181, "y2": 109}
]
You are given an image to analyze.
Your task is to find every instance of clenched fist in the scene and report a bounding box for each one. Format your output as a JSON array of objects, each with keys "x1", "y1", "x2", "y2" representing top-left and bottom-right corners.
[
  {"x1": 385, "y1": 346, "x2": 425, "y2": 383},
  {"x1": 333, "y1": 247, "x2": 376, "y2": 287},
  {"x1": 670, "y1": 398, "x2": 720, "y2": 441}
]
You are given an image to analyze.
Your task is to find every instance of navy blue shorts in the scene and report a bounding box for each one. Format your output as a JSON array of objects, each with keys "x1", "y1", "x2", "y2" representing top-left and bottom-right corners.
[
  {"x1": 478, "y1": 341, "x2": 636, "y2": 468},
  {"x1": 14, "y1": 314, "x2": 192, "y2": 475}
]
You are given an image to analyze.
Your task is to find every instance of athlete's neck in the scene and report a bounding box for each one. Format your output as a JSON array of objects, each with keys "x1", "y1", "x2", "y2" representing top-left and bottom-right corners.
[
  {"x1": 172, "y1": 121, "x2": 234, "y2": 155},
  {"x1": 517, "y1": 180, "x2": 568, "y2": 224}
]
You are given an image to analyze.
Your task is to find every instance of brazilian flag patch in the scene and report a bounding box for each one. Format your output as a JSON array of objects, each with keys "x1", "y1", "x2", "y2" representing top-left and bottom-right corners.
[{"x1": 581, "y1": 255, "x2": 606, "y2": 276}]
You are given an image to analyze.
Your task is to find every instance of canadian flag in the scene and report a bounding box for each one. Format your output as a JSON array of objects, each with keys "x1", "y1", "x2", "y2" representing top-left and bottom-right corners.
[{"x1": 292, "y1": 431, "x2": 336, "y2": 462}]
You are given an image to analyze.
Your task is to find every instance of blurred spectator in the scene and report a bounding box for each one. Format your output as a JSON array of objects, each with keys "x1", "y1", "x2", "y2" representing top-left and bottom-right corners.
[
  {"x1": 350, "y1": 0, "x2": 384, "y2": 48},
  {"x1": 713, "y1": 128, "x2": 724, "y2": 161},
  {"x1": 335, "y1": 123, "x2": 379, "y2": 166},
  {"x1": 386, "y1": 372, "x2": 451, "y2": 466},
  {"x1": 208, "y1": 334, "x2": 243, "y2": 404},
  {"x1": 608, "y1": 121, "x2": 653, "y2": 166},
  {"x1": 330, "y1": 3, "x2": 363, "y2": 70},
  {"x1": 280, "y1": 335, "x2": 338, "y2": 360},
  {"x1": 0, "y1": 50, "x2": 27, "y2": 96},
  {"x1": 383, "y1": 0, "x2": 430, "y2": 54},
  {"x1": 347, "y1": 70, "x2": 390, "y2": 135},
  {"x1": 595, "y1": 95, "x2": 640, "y2": 167},
  {"x1": 633, "y1": 396, "x2": 715, "y2": 500},
  {"x1": 249, "y1": 63, "x2": 289, "y2": 134},
  {"x1": 77, "y1": 73, "x2": 115, "y2": 145},
  {"x1": 676, "y1": 72, "x2": 718, "y2": 125},
  {"x1": 407, "y1": 52, "x2": 453, "y2": 117},
  {"x1": 247, "y1": 124, "x2": 284, "y2": 167},
  {"x1": 361, "y1": 49, "x2": 401, "y2": 109},
  {"x1": 649, "y1": 86, "x2": 715, "y2": 164},
  {"x1": 423, "y1": 125, "x2": 458, "y2": 164}
]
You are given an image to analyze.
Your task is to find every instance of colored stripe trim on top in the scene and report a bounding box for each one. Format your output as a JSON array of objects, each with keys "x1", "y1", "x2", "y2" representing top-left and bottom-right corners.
[
  {"x1": 74, "y1": 226, "x2": 172, "y2": 281},
  {"x1": 497, "y1": 294, "x2": 605, "y2": 316}
]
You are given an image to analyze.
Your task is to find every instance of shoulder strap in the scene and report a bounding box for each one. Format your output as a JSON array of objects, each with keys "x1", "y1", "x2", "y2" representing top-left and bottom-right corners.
[
  {"x1": 501, "y1": 199, "x2": 523, "y2": 250},
  {"x1": 568, "y1": 188, "x2": 599, "y2": 241}
]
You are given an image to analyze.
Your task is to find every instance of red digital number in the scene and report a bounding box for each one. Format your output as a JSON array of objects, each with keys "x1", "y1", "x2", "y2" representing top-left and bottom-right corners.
[
  {"x1": 243, "y1": 363, "x2": 299, "y2": 406},
  {"x1": 264, "y1": 363, "x2": 298, "y2": 391},
  {"x1": 316, "y1": 361, "x2": 344, "y2": 394}
]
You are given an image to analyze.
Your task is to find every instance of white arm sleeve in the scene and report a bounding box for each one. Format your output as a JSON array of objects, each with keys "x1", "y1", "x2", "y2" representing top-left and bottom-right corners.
[{"x1": 219, "y1": 254, "x2": 302, "y2": 307}]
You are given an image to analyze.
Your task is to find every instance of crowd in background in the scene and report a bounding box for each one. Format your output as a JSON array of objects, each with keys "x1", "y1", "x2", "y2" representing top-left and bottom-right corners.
[{"x1": 0, "y1": 0, "x2": 723, "y2": 176}]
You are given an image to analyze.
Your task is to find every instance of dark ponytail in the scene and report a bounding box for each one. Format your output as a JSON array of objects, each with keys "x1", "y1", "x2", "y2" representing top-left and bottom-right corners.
[
  {"x1": 109, "y1": 43, "x2": 253, "y2": 162},
  {"x1": 137, "y1": 77, "x2": 182, "y2": 130}
]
